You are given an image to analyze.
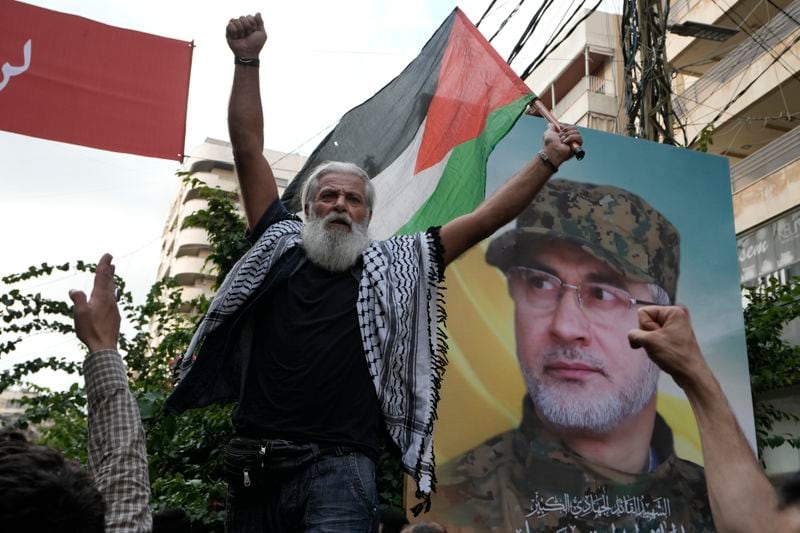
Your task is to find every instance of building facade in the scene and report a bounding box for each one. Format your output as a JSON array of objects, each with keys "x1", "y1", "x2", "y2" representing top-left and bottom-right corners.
[
  {"x1": 524, "y1": 10, "x2": 625, "y2": 133},
  {"x1": 667, "y1": 0, "x2": 800, "y2": 284},
  {"x1": 667, "y1": 0, "x2": 800, "y2": 480},
  {"x1": 157, "y1": 138, "x2": 306, "y2": 302},
  {"x1": 0, "y1": 388, "x2": 36, "y2": 428}
]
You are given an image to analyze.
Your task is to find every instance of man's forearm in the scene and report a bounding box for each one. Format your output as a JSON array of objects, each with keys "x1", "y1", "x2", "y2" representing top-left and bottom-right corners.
[
  {"x1": 630, "y1": 307, "x2": 799, "y2": 531},
  {"x1": 229, "y1": 65, "x2": 264, "y2": 155},
  {"x1": 440, "y1": 155, "x2": 553, "y2": 265},
  {"x1": 228, "y1": 64, "x2": 278, "y2": 228},
  {"x1": 473, "y1": 155, "x2": 553, "y2": 236},
  {"x1": 685, "y1": 370, "x2": 785, "y2": 532},
  {"x1": 84, "y1": 349, "x2": 151, "y2": 533}
]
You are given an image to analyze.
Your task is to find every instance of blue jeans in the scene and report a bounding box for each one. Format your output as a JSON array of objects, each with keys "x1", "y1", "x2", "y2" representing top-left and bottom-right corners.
[{"x1": 225, "y1": 445, "x2": 378, "y2": 532}]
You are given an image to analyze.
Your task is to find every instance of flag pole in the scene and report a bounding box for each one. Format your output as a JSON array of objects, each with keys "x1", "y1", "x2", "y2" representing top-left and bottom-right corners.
[{"x1": 530, "y1": 99, "x2": 586, "y2": 160}]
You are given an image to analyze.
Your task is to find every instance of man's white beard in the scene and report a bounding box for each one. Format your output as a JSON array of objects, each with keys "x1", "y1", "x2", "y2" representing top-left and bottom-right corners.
[
  {"x1": 301, "y1": 210, "x2": 371, "y2": 272},
  {"x1": 523, "y1": 345, "x2": 659, "y2": 433}
]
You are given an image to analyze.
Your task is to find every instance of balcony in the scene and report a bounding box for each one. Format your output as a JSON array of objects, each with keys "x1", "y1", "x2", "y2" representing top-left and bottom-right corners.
[
  {"x1": 731, "y1": 127, "x2": 800, "y2": 193},
  {"x1": 668, "y1": 0, "x2": 794, "y2": 75},
  {"x1": 732, "y1": 127, "x2": 800, "y2": 232},
  {"x1": 675, "y1": 1, "x2": 800, "y2": 115},
  {"x1": 550, "y1": 75, "x2": 618, "y2": 126},
  {"x1": 170, "y1": 255, "x2": 215, "y2": 286},
  {"x1": 178, "y1": 198, "x2": 210, "y2": 220},
  {"x1": 175, "y1": 228, "x2": 210, "y2": 257},
  {"x1": 180, "y1": 286, "x2": 212, "y2": 302},
  {"x1": 183, "y1": 172, "x2": 237, "y2": 195},
  {"x1": 669, "y1": 0, "x2": 703, "y2": 24},
  {"x1": 672, "y1": 1, "x2": 800, "y2": 156}
]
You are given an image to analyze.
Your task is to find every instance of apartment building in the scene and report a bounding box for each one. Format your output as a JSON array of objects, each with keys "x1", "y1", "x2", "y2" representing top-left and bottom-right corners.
[
  {"x1": 667, "y1": 0, "x2": 800, "y2": 481},
  {"x1": 524, "y1": 10, "x2": 625, "y2": 133},
  {"x1": 0, "y1": 388, "x2": 35, "y2": 426},
  {"x1": 157, "y1": 138, "x2": 306, "y2": 302}
]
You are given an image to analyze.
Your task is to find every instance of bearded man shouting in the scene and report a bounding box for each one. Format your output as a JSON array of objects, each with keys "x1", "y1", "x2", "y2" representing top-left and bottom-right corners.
[{"x1": 165, "y1": 13, "x2": 582, "y2": 533}]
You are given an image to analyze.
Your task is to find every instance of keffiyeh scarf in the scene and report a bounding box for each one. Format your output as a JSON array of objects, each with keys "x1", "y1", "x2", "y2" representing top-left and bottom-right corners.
[{"x1": 174, "y1": 219, "x2": 447, "y2": 501}]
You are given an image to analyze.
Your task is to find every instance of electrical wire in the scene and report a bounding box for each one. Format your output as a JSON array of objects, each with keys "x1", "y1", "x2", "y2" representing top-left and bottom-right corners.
[
  {"x1": 682, "y1": 0, "x2": 799, "y2": 138},
  {"x1": 489, "y1": 0, "x2": 528, "y2": 42},
  {"x1": 711, "y1": 0, "x2": 800, "y2": 86},
  {"x1": 540, "y1": 0, "x2": 579, "y2": 56},
  {"x1": 669, "y1": 0, "x2": 767, "y2": 139},
  {"x1": 503, "y1": 0, "x2": 556, "y2": 62},
  {"x1": 697, "y1": 0, "x2": 794, "y2": 83},
  {"x1": 521, "y1": 0, "x2": 604, "y2": 79},
  {"x1": 514, "y1": 0, "x2": 583, "y2": 68},
  {"x1": 530, "y1": 0, "x2": 587, "y2": 62},
  {"x1": 690, "y1": 26, "x2": 800, "y2": 145},
  {"x1": 476, "y1": 0, "x2": 500, "y2": 28},
  {"x1": 767, "y1": 0, "x2": 800, "y2": 27},
  {"x1": 267, "y1": 120, "x2": 340, "y2": 168}
]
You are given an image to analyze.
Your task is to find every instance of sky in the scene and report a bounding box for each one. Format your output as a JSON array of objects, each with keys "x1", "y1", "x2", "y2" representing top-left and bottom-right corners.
[{"x1": 0, "y1": 0, "x2": 621, "y2": 389}]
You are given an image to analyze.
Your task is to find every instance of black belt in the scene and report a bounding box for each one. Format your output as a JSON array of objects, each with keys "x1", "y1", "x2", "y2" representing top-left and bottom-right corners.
[{"x1": 231, "y1": 437, "x2": 357, "y2": 457}]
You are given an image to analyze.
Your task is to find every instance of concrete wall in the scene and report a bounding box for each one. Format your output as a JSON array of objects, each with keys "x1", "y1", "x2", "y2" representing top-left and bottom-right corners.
[{"x1": 734, "y1": 159, "x2": 800, "y2": 233}]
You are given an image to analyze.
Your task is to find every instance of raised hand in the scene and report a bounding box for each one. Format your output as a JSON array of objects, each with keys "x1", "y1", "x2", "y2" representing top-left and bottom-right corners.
[
  {"x1": 69, "y1": 253, "x2": 120, "y2": 353},
  {"x1": 627, "y1": 305, "x2": 709, "y2": 390},
  {"x1": 226, "y1": 13, "x2": 267, "y2": 59},
  {"x1": 542, "y1": 123, "x2": 582, "y2": 166}
]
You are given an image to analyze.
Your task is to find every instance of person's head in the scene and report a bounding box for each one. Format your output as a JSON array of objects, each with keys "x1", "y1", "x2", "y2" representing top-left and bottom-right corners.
[
  {"x1": 300, "y1": 161, "x2": 375, "y2": 271},
  {"x1": 301, "y1": 161, "x2": 375, "y2": 221},
  {"x1": 152, "y1": 507, "x2": 192, "y2": 533},
  {"x1": 486, "y1": 179, "x2": 680, "y2": 434},
  {"x1": 401, "y1": 521, "x2": 448, "y2": 533},
  {"x1": 0, "y1": 429, "x2": 106, "y2": 533}
]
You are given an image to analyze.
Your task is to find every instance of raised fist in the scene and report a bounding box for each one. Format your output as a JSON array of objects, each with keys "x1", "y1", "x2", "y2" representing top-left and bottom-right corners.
[
  {"x1": 226, "y1": 13, "x2": 267, "y2": 58},
  {"x1": 542, "y1": 123, "x2": 582, "y2": 167}
]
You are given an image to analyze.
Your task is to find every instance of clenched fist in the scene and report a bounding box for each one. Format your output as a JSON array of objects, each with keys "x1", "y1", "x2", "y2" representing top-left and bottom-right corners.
[{"x1": 227, "y1": 13, "x2": 267, "y2": 58}]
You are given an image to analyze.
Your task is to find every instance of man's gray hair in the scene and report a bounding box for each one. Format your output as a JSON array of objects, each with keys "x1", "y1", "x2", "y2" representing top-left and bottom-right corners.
[{"x1": 300, "y1": 161, "x2": 376, "y2": 213}]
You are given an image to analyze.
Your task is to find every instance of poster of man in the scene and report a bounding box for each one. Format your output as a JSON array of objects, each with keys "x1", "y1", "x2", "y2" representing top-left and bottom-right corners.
[{"x1": 424, "y1": 117, "x2": 753, "y2": 532}]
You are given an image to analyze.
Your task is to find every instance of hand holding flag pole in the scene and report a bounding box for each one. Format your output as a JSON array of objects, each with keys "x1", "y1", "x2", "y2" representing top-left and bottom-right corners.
[{"x1": 529, "y1": 99, "x2": 586, "y2": 160}]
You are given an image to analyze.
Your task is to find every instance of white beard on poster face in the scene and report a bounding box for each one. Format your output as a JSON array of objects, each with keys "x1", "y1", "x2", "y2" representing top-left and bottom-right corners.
[
  {"x1": 524, "y1": 345, "x2": 660, "y2": 433},
  {"x1": 301, "y1": 210, "x2": 371, "y2": 272}
]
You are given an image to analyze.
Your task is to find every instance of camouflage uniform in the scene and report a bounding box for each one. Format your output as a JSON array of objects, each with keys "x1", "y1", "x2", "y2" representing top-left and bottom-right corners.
[
  {"x1": 428, "y1": 181, "x2": 712, "y2": 531},
  {"x1": 432, "y1": 399, "x2": 713, "y2": 532}
]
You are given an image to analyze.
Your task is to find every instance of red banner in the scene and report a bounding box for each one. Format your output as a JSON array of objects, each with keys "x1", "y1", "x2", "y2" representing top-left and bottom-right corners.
[{"x1": 0, "y1": 1, "x2": 192, "y2": 161}]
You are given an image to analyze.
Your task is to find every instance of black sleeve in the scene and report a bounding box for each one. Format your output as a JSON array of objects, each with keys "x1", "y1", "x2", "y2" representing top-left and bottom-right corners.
[{"x1": 245, "y1": 199, "x2": 298, "y2": 245}]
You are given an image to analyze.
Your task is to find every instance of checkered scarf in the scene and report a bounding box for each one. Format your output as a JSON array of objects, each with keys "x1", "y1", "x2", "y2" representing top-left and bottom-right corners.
[{"x1": 174, "y1": 219, "x2": 447, "y2": 500}]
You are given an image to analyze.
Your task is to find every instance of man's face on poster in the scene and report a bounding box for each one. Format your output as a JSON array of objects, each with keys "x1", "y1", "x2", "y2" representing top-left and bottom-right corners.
[{"x1": 509, "y1": 239, "x2": 660, "y2": 434}]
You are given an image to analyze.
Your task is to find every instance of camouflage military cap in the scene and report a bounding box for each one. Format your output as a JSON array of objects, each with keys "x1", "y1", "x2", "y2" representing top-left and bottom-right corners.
[{"x1": 486, "y1": 178, "x2": 681, "y2": 301}]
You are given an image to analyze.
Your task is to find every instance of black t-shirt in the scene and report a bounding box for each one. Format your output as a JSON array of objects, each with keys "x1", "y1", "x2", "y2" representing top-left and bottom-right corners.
[{"x1": 232, "y1": 256, "x2": 382, "y2": 460}]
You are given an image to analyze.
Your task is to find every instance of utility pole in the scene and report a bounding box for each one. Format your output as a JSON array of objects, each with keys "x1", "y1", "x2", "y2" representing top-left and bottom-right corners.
[{"x1": 622, "y1": 0, "x2": 676, "y2": 144}]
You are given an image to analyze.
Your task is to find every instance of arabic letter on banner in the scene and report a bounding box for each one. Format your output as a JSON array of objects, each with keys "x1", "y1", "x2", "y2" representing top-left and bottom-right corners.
[{"x1": 0, "y1": 2, "x2": 192, "y2": 161}]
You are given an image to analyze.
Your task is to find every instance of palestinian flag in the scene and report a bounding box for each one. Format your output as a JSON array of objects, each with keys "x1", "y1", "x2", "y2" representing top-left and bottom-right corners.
[{"x1": 281, "y1": 8, "x2": 534, "y2": 237}]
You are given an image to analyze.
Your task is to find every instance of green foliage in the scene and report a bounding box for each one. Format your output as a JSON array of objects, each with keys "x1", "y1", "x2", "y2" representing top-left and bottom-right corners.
[
  {"x1": 0, "y1": 174, "x2": 238, "y2": 530},
  {"x1": 696, "y1": 123, "x2": 714, "y2": 153},
  {"x1": 0, "y1": 173, "x2": 406, "y2": 527},
  {"x1": 179, "y1": 173, "x2": 249, "y2": 289},
  {"x1": 743, "y1": 276, "x2": 800, "y2": 455},
  {"x1": 376, "y1": 448, "x2": 405, "y2": 509}
]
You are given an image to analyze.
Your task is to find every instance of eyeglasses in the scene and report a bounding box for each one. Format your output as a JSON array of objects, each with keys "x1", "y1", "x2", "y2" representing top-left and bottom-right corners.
[{"x1": 507, "y1": 267, "x2": 660, "y2": 321}]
